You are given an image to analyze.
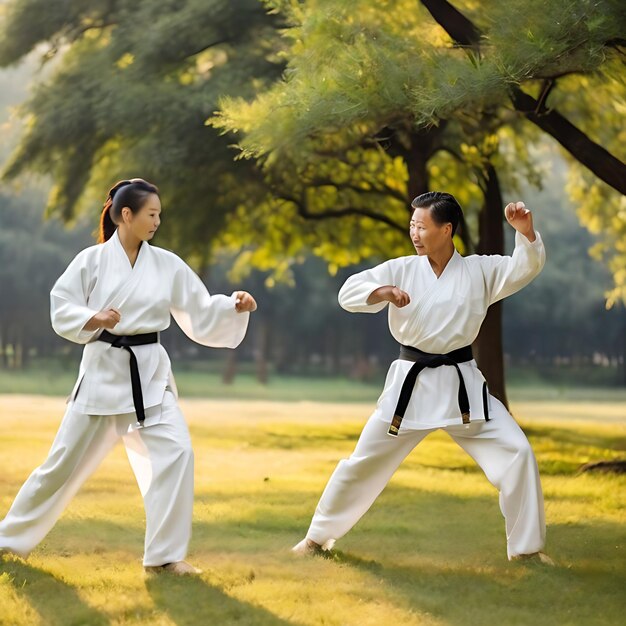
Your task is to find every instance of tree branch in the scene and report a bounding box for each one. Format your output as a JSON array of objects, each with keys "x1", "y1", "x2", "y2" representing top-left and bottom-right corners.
[
  {"x1": 306, "y1": 176, "x2": 408, "y2": 204},
  {"x1": 419, "y1": 0, "x2": 626, "y2": 196},
  {"x1": 510, "y1": 87, "x2": 626, "y2": 195},
  {"x1": 420, "y1": 0, "x2": 481, "y2": 48},
  {"x1": 277, "y1": 193, "x2": 406, "y2": 232},
  {"x1": 536, "y1": 79, "x2": 556, "y2": 112}
]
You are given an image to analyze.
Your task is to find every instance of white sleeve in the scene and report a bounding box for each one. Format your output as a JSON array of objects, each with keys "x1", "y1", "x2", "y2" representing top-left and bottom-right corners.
[
  {"x1": 50, "y1": 250, "x2": 101, "y2": 344},
  {"x1": 337, "y1": 259, "x2": 397, "y2": 313},
  {"x1": 480, "y1": 231, "x2": 546, "y2": 305},
  {"x1": 170, "y1": 261, "x2": 250, "y2": 349}
]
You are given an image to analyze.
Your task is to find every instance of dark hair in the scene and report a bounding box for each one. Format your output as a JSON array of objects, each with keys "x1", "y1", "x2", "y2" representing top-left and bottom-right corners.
[
  {"x1": 411, "y1": 191, "x2": 463, "y2": 237},
  {"x1": 98, "y1": 178, "x2": 159, "y2": 243}
]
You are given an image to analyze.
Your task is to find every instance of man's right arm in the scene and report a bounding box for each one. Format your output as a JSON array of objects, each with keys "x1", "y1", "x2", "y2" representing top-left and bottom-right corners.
[{"x1": 338, "y1": 259, "x2": 406, "y2": 313}]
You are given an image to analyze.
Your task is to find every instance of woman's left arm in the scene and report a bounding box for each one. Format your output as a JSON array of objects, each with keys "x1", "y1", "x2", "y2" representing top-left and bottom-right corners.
[{"x1": 170, "y1": 260, "x2": 253, "y2": 349}]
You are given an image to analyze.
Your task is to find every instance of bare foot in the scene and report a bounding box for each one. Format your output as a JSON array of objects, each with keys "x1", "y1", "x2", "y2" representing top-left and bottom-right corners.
[
  {"x1": 0, "y1": 548, "x2": 21, "y2": 560},
  {"x1": 144, "y1": 560, "x2": 203, "y2": 576},
  {"x1": 291, "y1": 538, "x2": 324, "y2": 557},
  {"x1": 511, "y1": 552, "x2": 555, "y2": 566}
]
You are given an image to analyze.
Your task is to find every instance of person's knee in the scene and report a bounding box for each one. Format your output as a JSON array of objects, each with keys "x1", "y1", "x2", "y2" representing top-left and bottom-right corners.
[
  {"x1": 338, "y1": 453, "x2": 382, "y2": 482},
  {"x1": 180, "y1": 439, "x2": 193, "y2": 461},
  {"x1": 170, "y1": 437, "x2": 193, "y2": 467},
  {"x1": 513, "y1": 437, "x2": 535, "y2": 465}
]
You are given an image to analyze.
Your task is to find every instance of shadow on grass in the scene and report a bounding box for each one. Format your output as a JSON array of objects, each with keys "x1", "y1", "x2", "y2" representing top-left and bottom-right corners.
[
  {"x1": 51, "y1": 517, "x2": 145, "y2": 556},
  {"x1": 144, "y1": 574, "x2": 296, "y2": 626},
  {"x1": 0, "y1": 558, "x2": 110, "y2": 625},
  {"x1": 319, "y1": 548, "x2": 385, "y2": 574},
  {"x1": 328, "y1": 550, "x2": 621, "y2": 624},
  {"x1": 4, "y1": 484, "x2": 623, "y2": 626},
  {"x1": 320, "y1": 517, "x2": 626, "y2": 626},
  {"x1": 523, "y1": 423, "x2": 626, "y2": 453}
]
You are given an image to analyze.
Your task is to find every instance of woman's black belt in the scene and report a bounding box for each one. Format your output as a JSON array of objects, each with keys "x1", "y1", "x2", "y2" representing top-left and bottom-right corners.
[
  {"x1": 98, "y1": 330, "x2": 159, "y2": 426},
  {"x1": 389, "y1": 344, "x2": 473, "y2": 436}
]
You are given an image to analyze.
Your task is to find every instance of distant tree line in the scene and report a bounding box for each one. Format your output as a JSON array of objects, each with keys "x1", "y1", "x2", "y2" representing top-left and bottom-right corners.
[{"x1": 1, "y1": 184, "x2": 623, "y2": 386}]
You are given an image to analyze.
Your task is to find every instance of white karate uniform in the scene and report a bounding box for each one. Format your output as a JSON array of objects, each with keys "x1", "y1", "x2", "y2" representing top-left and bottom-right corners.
[
  {"x1": 306, "y1": 232, "x2": 547, "y2": 558},
  {"x1": 0, "y1": 230, "x2": 250, "y2": 565}
]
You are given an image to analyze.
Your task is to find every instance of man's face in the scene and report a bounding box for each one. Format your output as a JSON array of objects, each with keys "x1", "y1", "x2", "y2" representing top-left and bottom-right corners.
[{"x1": 409, "y1": 207, "x2": 452, "y2": 256}]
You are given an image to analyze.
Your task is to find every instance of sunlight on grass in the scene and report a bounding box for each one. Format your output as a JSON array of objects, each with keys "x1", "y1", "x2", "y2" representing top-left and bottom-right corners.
[{"x1": 0, "y1": 395, "x2": 624, "y2": 625}]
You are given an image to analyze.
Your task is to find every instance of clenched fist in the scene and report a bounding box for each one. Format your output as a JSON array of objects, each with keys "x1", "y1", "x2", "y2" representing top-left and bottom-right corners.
[
  {"x1": 235, "y1": 291, "x2": 257, "y2": 313},
  {"x1": 504, "y1": 201, "x2": 536, "y2": 242},
  {"x1": 84, "y1": 308, "x2": 121, "y2": 331},
  {"x1": 366, "y1": 285, "x2": 411, "y2": 308}
]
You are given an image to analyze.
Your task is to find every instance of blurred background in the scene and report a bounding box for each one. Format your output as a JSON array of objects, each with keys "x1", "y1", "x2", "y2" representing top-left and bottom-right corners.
[{"x1": 0, "y1": 0, "x2": 624, "y2": 405}]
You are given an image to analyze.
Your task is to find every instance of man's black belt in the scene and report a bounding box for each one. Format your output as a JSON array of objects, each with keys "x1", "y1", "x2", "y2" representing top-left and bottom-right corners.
[
  {"x1": 389, "y1": 344, "x2": 473, "y2": 436},
  {"x1": 98, "y1": 330, "x2": 159, "y2": 426}
]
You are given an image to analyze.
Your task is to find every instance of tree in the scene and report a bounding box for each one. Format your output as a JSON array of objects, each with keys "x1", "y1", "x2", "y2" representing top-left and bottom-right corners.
[
  {"x1": 213, "y1": 0, "x2": 626, "y2": 402},
  {"x1": 0, "y1": 189, "x2": 93, "y2": 367},
  {"x1": 1, "y1": 0, "x2": 624, "y2": 399},
  {"x1": 0, "y1": 0, "x2": 283, "y2": 263}
]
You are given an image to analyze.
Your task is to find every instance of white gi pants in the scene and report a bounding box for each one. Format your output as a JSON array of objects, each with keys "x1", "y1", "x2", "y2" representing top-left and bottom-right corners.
[
  {"x1": 0, "y1": 391, "x2": 193, "y2": 567},
  {"x1": 306, "y1": 396, "x2": 545, "y2": 559}
]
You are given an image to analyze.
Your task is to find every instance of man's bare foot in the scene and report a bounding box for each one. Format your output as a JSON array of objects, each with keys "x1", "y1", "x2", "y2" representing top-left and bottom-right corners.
[
  {"x1": 0, "y1": 548, "x2": 20, "y2": 560},
  {"x1": 511, "y1": 552, "x2": 555, "y2": 566},
  {"x1": 144, "y1": 560, "x2": 203, "y2": 576},
  {"x1": 291, "y1": 538, "x2": 324, "y2": 556}
]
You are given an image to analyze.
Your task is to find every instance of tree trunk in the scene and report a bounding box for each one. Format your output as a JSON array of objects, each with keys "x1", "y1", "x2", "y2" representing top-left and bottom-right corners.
[
  {"x1": 621, "y1": 304, "x2": 626, "y2": 386},
  {"x1": 473, "y1": 163, "x2": 509, "y2": 408},
  {"x1": 15, "y1": 341, "x2": 23, "y2": 370},
  {"x1": 255, "y1": 319, "x2": 270, "y2": 385},
  {"x1": 404, "y1": 128, "x2": 439, "y2": 203},
  {"x1": 0, "y1": 324, "x2": 6, "y2": 368},
  {"x1": 222, "y1": 350, "x2": 238, "y2": 385}
]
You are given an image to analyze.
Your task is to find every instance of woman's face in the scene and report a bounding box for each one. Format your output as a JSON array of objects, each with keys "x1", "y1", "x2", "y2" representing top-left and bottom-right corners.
[
  {"x1": 121, "y1": 193, "x2": 161, "y2": 241},
  {"x1": 409, "y1": 207, "x2": 452, "y2": 256}
]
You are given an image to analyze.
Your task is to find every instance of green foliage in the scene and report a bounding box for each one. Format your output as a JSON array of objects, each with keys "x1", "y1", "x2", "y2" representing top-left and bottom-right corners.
[
  {"x1": 504, "y1": 159, "x2": 623, "y2": 360},
  {"x1": 555, "y1": 59, "x2": 626, "y2": 307},
  {"x1": 0, "y1": 0, "x2": 282, "y2": 263},
  {"x1": 217, "y1": 0, "x2": 624, "y2": 153},
  {"x1": 216, "y1": 0, "x2": 626, "y2": 296},
  {"x1": 0, "y1": 0, "x2": 624, "y2": 299},
  {"x1": 0, "y1": 189, "x2": 93, "y2": 358},
  {"x1": 0, "y1": 0, "x2": 112, "y2": 66}
]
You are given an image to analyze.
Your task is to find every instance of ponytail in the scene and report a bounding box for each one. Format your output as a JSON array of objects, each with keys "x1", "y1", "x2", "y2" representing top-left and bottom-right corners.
[
  {"x1": 97, "y1": 178, "x2": 159, "y2": 243},
  {"x1": 98, "y1": 197, "x2": 116, "y2": 243}
]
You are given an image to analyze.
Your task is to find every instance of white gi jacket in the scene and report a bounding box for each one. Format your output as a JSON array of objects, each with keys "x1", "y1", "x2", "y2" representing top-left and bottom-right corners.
[
  {"x1": 338, "y1": 232, "x2": 545, "y2": 430},
  {"x1": 50, "y1": 230, "x2": 250, "y2": 416}
]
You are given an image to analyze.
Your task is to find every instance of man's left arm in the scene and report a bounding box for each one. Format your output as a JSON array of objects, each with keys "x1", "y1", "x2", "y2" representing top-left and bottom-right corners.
[{"x1": 480, "y1": 202, "x2": 546, "y2": 305}]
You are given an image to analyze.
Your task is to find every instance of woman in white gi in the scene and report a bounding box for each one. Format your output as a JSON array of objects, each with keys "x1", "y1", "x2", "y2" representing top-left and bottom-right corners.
[
  {"x1": 0, "y1": 178, "x2": 257, "y2": 575},
  {"x1": 293, "y1": 191, "x2": 551, "y2": 563}
]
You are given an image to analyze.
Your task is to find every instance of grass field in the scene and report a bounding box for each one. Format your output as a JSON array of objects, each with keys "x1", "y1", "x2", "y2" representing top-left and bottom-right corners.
[
  {"x1": 2, "y1": 364, "x2": 626, "y2": 404},
  {"x1": 0, "y1": 394, "x2": 625, "y2": 626}
]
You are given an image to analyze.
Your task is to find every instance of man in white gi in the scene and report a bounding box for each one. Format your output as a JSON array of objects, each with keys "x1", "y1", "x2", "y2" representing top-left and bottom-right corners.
[
  {"x1": 0, "y1": 178, "x2": 257, "y2": 575},
  {"x1": 293, "y1": 191, "x2": 552, "y2": 564}
]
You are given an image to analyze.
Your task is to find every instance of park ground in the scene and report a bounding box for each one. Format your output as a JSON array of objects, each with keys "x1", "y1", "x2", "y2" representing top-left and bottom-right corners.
[{"x1": 0, "y1": 391, "x2": 624, "y2": 626}]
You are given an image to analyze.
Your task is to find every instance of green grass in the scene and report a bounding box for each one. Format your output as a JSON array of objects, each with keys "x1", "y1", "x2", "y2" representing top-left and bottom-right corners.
[
  {"x1": 1, "y1": 362, "x2": 626, "y2": 403},
  {"x1": 0, "y1": 363, "x2": 382, "y2": 402},
  {"x1": 0, "y1": 395, "x2": 625, "y2": 625}
]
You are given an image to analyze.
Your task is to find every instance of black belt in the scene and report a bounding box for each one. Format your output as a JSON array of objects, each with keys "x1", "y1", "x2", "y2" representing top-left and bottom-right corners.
[
  {"x1": 98, "y1": 330, "x2": 159, "y2": 426},
  {"x1": 389, "y1": 344, "x2": 473, "y2": 436}
]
